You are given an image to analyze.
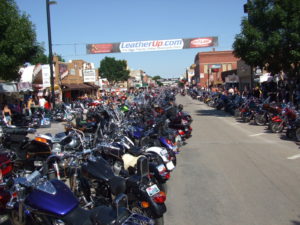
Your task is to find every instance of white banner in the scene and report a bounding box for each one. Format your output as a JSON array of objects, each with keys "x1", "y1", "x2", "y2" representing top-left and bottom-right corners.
[
  {"x1": 42, "y1": 65, "x2": 51, "y2": 88},
  {"x1": 119, "y1": 39, "x2": 184, "y2": 53},
  {"x1": 83, "y1": 69, "x2": 96, "y2": 82}
]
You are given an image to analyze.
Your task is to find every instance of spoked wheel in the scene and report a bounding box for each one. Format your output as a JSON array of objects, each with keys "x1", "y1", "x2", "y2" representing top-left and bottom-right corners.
[
  {"x1": 254, "y1": 114, "x2": 266, "y2": 126},
  {"x1": 66, "y1": 113, "x2": 75, "y2": 122},
  {"x1": 234, "y1": 109, "x2": 240, "y2": 118},
  {"x1": 271, "y1": 122, "x2": 284, "y2": 133}
]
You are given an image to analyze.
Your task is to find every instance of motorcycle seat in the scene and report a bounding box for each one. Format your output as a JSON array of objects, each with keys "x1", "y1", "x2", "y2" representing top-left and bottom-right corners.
[
  {"x1": 63, "y1": 205, "x2": 128, "y2": 225},
  {"x1": 81, "y1": 157, "x2": 126, "y2": 195},
  {"x1": 127, "y1": 146, "x2": 143, "y2": 157},
  {"x1": 108, "y1": 176, "x2": 127, "y2": 196},
  {"x1": 90, "y1": 205, "x2": 129, "y2": 225}
]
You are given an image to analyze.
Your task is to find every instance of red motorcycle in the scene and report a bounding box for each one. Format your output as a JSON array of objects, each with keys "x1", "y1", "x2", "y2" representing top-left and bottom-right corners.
[
  {"x1": 269, "y1": 106, "x2": 297, "y2": 133},
  {"x1": 0, "y1": 153, "x2": 13, "y2": 212}
]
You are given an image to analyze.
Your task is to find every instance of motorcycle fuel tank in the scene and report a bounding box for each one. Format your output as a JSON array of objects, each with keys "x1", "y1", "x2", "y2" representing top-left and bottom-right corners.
[{"x1": 25, "y1": 179, "x2": 78, "y2": 216}]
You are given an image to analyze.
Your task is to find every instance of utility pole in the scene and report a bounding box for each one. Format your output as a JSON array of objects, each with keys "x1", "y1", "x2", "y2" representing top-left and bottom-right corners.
[{"x1": 46, "y1": 0, "x2": 56, "y2": 108}]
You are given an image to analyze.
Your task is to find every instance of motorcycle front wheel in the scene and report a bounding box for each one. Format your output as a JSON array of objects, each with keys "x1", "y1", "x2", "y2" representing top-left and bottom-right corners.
[
  {"x1": 254, "y1": 114, "x2": 266, "y2": 126},
  {"x1": 271, "y1": 122, "x2": 284, "y2": 133},
  {"x1": 295, "y1": 128, "x2": 300, "y2": 142},
  {"x1": 66, "y1": 113, "x2": 75, "y2": 122}
]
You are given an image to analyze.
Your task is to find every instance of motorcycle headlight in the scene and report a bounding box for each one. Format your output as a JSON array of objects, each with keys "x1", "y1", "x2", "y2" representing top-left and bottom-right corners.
[{"x1": 52, "y1": 143, "x2": 62, "y2": 153}]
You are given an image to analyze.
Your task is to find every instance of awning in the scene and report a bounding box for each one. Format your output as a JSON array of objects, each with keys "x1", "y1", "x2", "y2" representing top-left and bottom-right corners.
[
  {"x1": 85, "y1": 83, "x2": 100, "y2": 89},
  {"x1": 0, "y1": 83, "x2": 18, "y2": 93},
  {"x1": 225, "y1": 74, "x2": 239, "y2": 83},
  {"x1": 18, "y1": 82, "x2": 33, "y2": 92},
  {"x1": 61, "y1": 84, "x2": 93, "y2": 91}
]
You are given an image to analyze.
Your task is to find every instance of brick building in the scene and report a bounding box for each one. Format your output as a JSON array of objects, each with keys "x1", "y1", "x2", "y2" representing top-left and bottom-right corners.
[
  {"x1": 194, "y1": 50, "x2": 238, "y2": 88},
  {"x1": 53, "y1": 56, "x2": 99, "y2": 102}
]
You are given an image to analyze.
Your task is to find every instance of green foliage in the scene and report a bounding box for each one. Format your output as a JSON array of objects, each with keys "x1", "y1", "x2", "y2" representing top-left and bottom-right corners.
[
  {"x1": 99, "y1": 57, "x2": 130, "y2": 84},
  {"x1": 152, "y1": 75, "x2": 162, "y2": 81},
  {"x1": 30, "y1": 44, "x2": 49, "y2": 65},
  {"x1": 233, "y1": 0, "x2": 300, "y2": 77},
  {"x1": 0, "y1": 0, "x2": 40, "y2": 80},
  {"x1": 56, "y1": 54, "x2": 66, "y2": 62}
]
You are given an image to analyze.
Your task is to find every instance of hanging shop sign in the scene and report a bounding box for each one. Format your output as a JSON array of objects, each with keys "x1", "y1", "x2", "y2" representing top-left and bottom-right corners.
[
  {"x1": 59, "y1": 63, "x2": 69, "y2": 80},
  {"x1": 83, "y1": 69, "x2": 96, "y2": 82},
  {"x1": 86, "y1": 37, "x2": 218, "y2": 54},
  {"x1": 42, "y1": 65, "x2": 51, "y2": 88}
]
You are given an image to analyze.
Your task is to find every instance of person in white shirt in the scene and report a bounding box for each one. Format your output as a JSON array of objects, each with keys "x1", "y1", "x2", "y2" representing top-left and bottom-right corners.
[{"x1": 38, "y1": 96, "x2": 46, "y2": 108}]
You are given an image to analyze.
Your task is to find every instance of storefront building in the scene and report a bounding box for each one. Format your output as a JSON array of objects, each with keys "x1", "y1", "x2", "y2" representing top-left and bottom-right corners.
[{"x1": 194, "y1": 50, "x2": 238, "y2": 88}]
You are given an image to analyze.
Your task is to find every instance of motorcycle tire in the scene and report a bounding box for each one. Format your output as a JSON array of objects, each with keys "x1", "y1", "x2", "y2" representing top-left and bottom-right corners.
[
  {"x1": 66, "y1": 114, "x2": 75, "y2": 122},
  {"x1": 286, "y1": 129, "x2": 295, "y2": 139},
  {"x1": 234, "y1": 109, "x2": 240, "y2": 118},
  {"x1": 242, "y1": 115, "x2": 250, "y2": 123},
  {"x1": 254, "y1": 115, "x2": 266, "y2": 126},
  {"x1": 131, "y1": 203, "x2": 164, "y2": 225},
  {"x1": 268, "y1": 121, "x2": 273, "y2": 130},
  {"x1": 154, "y1": 216, "x2": 164, "y2": 225},
  {"x1": 295, "y1": 128, "x2": 300, "y2": 142},
  {"x1": 271, "y1": 122, "x2": 284, "y2": 133}
]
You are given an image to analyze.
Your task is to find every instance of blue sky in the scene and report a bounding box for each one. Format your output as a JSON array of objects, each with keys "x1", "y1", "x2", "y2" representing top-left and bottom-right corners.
[{"x1": 15, "y1": 0, "x2": 246, "y2": 78}]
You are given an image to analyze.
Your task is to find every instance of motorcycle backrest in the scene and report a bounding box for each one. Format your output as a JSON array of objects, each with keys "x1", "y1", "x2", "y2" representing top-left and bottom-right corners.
[
  {"x1": 113, "y1": 193, "x2": 128, "y2": 212},
  {"x1": 137, "y1": 156, "x2": 149, "y2": 179}
]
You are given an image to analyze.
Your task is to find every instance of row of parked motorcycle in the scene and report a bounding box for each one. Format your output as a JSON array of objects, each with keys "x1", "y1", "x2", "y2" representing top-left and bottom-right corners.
[
  {"x1": 3, "y1": 101, "x2": 89, "y2": 129},
  {"x1": 186, "y1": 88, "x2": 300, "y2": 142},
  {"x1": 0, "y1": 88, "x2": 192, "y2": 225}
]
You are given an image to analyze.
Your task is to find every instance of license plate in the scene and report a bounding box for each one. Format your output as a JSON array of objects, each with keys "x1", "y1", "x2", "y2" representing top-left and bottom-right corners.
[
  {"x1": 156, "y1": 164, "x2": 166, "y2": 173},
  {"x1": 161, "y1": 149, "x2": 168, "y2": 155},
  {"x1": 34, "y1": 161, "x2": 43, "y2": 167},
  {"x1": 166, "y1": 161, "x2": 175, "y2": 171},
  {"x1": 146, "y1": 184, "x2": 160, "y2": 196}
]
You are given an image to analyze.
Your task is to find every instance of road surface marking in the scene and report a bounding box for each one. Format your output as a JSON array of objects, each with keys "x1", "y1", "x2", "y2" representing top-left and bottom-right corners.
[
  {"x1": 287, "y1": 154, "x2": 300, "y2": 160},
  {"x1": 249, "y1": 133, "x2": 265, "y2": 137}
]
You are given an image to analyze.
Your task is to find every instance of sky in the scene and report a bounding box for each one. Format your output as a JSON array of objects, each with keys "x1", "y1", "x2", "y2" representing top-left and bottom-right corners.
[{"x1": 15, "y1": 0, "x2": 247, "y2": 78}]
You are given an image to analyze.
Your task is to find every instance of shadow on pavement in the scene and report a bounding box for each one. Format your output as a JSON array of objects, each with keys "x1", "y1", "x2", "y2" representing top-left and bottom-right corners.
[
  {"x1": 291, "y1": 219, "x2": 300, "y2": 225},
  {"x1": 194, "y1": 109, "x2": 232, "y2": 118}
]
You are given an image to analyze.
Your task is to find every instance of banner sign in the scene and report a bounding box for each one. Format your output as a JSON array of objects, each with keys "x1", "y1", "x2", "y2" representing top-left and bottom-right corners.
[
  {"x1": 87, "y1": 37, "x2": 218, "y2": 54},
  {"x1": 83, "y1": 69, "x2": 96, "y2": 82}
]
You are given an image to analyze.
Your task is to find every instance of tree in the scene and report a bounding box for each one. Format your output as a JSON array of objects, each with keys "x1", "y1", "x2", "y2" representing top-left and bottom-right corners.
[
  {"x1": 151, "y1": 75, "x2": 163, "y2": 86},
  {"x1": 30, "y1": 46, "x2": 66, "y2": 65},
  {"x1": 99, "y1": 57, "x2": 130, "y2": 85},
  {"x1": 233, "y1": 0, "x2": 300, "y2": 78},
  {"x1": 0, "y1": 0, "x2": 41, "y2": 80},
  {"x1": 152, "y1": 75, "x2": 162, "y2": 81},
  {"x1": 30, "y1": 44, "x2": 49, "y2": 65}
]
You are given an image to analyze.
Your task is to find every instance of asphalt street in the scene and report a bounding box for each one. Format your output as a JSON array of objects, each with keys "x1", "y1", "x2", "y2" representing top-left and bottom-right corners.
[{"x1": 165, "y1": 95, "x2": 300, "y2": 225}]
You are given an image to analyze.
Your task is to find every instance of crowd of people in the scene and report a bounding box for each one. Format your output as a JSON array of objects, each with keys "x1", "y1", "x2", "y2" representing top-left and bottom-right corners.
[
  {"x1": 189, "y1": 79, "x2": 300, "y2": 107},
  {"x1": 0, "y1": 87, "x2": 157, "y2": 125}
]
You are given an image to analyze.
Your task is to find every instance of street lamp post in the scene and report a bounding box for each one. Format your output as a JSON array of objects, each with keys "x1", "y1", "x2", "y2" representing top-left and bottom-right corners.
[{"x1": 46, "y1": 0, "x2": 56, "y2": 108}]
